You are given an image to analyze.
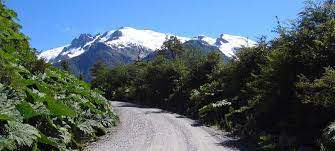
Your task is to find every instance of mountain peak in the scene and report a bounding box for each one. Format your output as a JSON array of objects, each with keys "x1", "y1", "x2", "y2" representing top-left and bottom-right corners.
[
  {"x1": 38, "y1": 45, "x2": 69, "y2": 62},
  {"x1": 70, "y1": 33, "x2": 94, "y2": 48},
  {"x1": 104, "y1": 27, "x2": 169, "y2": 50},
  {"x1": 39, "y1": 27, "x2": 256, "y2": 81},
  {"x1": 193, "y1": 35, "x2": 216, "y2": 45},
  {"x1": 118, "y1": 26, "x2": 136, "y2": 30},
  {"x1": 40, "y1": 27, "x2": 256, "y2": 63}
]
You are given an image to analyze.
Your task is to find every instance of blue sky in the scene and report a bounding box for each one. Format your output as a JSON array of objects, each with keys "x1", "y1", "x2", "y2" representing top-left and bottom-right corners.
[{"x1": 6, "y1": 0, "x2": 305, "y2": 51}]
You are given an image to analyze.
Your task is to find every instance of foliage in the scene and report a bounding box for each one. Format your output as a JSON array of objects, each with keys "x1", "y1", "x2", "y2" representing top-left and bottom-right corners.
[
  {"x1": 159, "y1": 36, "x2": 184, "y2": 59},
  {"x1": 0, "y1": 2, "x2": 117, "y2": 150},
  {"x1": 4, "y1": 121, "x2": 40, "y2": 150},
  {"x1": 322, "y1": 121, "x2": 335, "y2": 150},
  {"x1": 25, "y1": 58, "x2": 49, "y2": 75},
  {"x1": 296, "y1": 67, "x2": 335, "y2": 107},
  {"x1": 60, "y1": 60, "x2": 70, "y2": 72},
  {"x1": 91, "y1": 60, "x2": 108, "y2": 89},
  {"x1": 92, "y1": 0, "x2": 335, "y2": 150}
]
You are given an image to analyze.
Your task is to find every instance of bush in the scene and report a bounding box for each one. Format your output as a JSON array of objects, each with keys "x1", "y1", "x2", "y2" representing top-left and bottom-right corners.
[
  {"x1": 25, "y1": 58, "x2": 49, "y2": 75},
  {"x1": 198, "y1": 100, "x2": 231, "y2": 125},
  {"x1": 322, "y1": 121, "x2": 335, "y2": 151},
  {"x1": 0, "y1": 61, "x2": 12, "y2": 84},
  {"x1": 0, "y1": 2, "x2": 118, "y2": 150}
]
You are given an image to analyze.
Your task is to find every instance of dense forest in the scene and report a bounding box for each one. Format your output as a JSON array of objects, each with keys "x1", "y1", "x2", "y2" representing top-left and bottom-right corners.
[
  {"x1": 92, "y1": 1, "x2": 335, "y2": 150},
  {"x1": 0, "y1": 2, "x2": 117, "y2": 150}
]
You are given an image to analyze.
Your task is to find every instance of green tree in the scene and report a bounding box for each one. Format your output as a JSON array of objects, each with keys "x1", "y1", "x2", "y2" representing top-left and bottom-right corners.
[
  {"x1": 0, "y1": 1, "x2": 36, "y2": 64},
  {"x1": 90, "y1": 60, "x2": 107, "y2": 78},
  {"x1": 239, "y1": 1, "x2": 335, "y2": 149},
  {"x1": 60, "y1": 60, "x2": 70, "y2": 72},
  {"x1": 78, "y1": 73, "x2": 85, "y2": 81},
  {"x1": 160, "y1": 36, "x2": 184, "y2": 59},
  {"x1": 90, "y1": 60, "x2": 110, "y2": 89}
]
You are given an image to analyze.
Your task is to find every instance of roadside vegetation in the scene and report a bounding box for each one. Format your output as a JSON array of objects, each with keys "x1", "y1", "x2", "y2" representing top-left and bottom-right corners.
[
  {"x1": 92, "y1": 1, "x2": 335, "y2": 150},
  {"x1": 0, "y1": 2, "x2": 117, "y2": 150}
]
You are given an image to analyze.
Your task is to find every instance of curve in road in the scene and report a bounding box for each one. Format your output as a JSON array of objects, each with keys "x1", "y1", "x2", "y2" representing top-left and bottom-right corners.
[{"x1": 85, "y1": 101, "x2": 240, "y2": 151}]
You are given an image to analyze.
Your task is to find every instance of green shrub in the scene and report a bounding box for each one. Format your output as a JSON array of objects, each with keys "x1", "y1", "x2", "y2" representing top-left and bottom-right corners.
[
  {"x1": 0, "y1": 2, "x2": 118, "y2": 150},
  {"x1": 322, "y1": 122, "x2": 335, "y2": 150},
  {"x1": 198, "y1": 100, "x2": 231, "y2": 125},
  {"x1": 25, "y1": 58, "x2": 49, "y2": 75}
]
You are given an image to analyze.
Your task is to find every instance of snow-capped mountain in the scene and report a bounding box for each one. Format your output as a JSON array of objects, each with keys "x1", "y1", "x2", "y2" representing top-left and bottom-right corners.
[
  {"x1": 39, "y1": 45, "x2": 69, "y2": 63},
  {"x1": 43, "y1": 27, "x2": 191, "y2": 63},
  {"x1": 216, "y1": 34, "x2": 255, "y2": 57},
  {"x1": 39, "y1": 27, "x2": 256, "y2": 81}
]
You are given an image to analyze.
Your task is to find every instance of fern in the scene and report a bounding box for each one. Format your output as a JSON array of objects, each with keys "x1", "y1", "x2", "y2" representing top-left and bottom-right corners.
[
  {"x1": 16, "y1": 102, "x2": 39, "y2": 119},
  {"x1": 36, "y1": 133, "x2": 59, "y2": 148},
  {"x1": 0, "y1": 2, "x2": 118, "y2": 150},
  {"x1": 0, "y1": 136, "x2": 16, "y2": 151},
  {"x1": 58, "y1": 127, "x2": 72, "y2": 144},
  {"x1": 5, "y1": 121, "x2": 40, "y2": 149},
  {"x1": 322, "y1": 122, "x2": 335, "y2": 150},
  {"x1": 45, "y1": 96, "x2": 76, "y2": 117},
  {"x1": 0, "y1": 84, "x2": 23, "y2": 121},
  {"x1": 77, "y1": 120, "x2": 104, "y2": 136}
]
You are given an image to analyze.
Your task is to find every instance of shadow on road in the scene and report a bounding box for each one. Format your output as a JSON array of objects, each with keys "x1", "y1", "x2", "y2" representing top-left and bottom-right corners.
[
  {"x1": 114, "y1": 101, "x2": 176, "y2": 115},
  {"x1": 114, "y1": 102, "x2": 149, "y2": 108},
  {"x1": 175, "y1": 115, "x2": 187, "y2": 118},
  {"x1": 190, "y1": 122, "x2": 203, "y2": 127},
  {"x1": 144, "y1": 110, "x2": 169, "y2": 114},
  {"x1": 216, "y1": 139, "x2": 257, "y2": 151},
  {"x1": 216, "y1": 139, "x2": 244, "y2": 150}
]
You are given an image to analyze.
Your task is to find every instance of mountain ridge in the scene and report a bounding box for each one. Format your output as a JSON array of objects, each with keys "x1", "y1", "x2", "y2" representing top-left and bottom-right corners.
[
  {"x1": 38, "y1": 27, "x2": 256, "y2": 81},
  {"x1": 40, "y1": 27, "x2": 255, "y2": 62}
]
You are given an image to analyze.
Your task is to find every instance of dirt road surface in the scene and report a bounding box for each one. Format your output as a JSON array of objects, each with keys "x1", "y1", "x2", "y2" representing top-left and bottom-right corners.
[{"x1": 85, "y1": 101, "x2": 240, "y2": 151}]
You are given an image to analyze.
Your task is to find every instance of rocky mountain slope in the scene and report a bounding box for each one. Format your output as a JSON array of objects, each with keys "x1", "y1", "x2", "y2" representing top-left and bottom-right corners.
[{"x1": 39, "y1": 27, "x2": 256, "y2": 81}]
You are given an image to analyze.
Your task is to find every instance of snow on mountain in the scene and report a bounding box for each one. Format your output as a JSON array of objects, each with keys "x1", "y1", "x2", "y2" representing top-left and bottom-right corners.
[
  {"x1": 101, "y1": 27, "x2": 190, "y2": 51},
  {"x1": 39, "y1": 27, "x2": 256, "y2": 63},
  {"x1": 98, "y1": 30, "x2": 115, "y2": 42},
  {"x1": 38, "y1": 27, "x2": 257, "y2": 81},
  {"x1": 60, "y1": 47, "x2": 85, "y2": 59},
  {"x1": 191, "y1": 34, "x2": 256, "y2": 57},
  {"x1": 58, "y1": 35, "x2": 100, "y2": 59},
  {"x1": 105, "y1": 27, "x2": 168, "y2": 50},
  {"x1": 193, "y1": 35, "x2": 216, "y2": 45},
  {"x1": 39, "y1": 45, "x2": 69, "y2": 62},
  {"x1": 215, "y1": 34, "x2": 257, "y2": 57}
]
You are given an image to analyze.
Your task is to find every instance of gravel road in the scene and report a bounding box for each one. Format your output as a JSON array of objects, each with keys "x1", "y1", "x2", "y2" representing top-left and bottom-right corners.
[{"x1": 85, "y1": 101, "x2": 240, "y2": 151}]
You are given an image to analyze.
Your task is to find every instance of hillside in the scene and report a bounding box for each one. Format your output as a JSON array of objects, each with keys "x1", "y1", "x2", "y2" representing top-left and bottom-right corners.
[{"x1": 0, "y1": 2, "x2": 117, "y2": 150}]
